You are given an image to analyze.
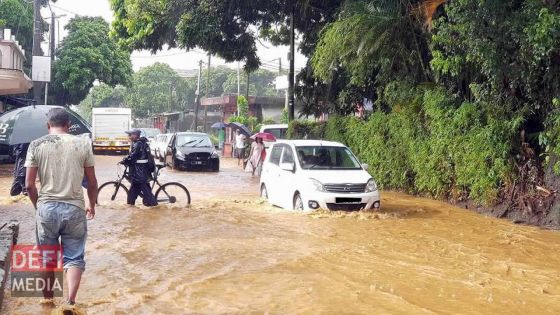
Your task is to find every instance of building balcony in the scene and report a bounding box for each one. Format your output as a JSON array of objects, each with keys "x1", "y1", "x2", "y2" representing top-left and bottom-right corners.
[{"x1": 0, "y1": 68, "x2": 33, "y2": 95}]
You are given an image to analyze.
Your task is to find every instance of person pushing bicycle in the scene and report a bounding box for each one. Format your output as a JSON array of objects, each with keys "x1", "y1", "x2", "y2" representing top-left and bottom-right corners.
[{"x1": 121, "y1": 129, "x2": 158, "y2": 206}]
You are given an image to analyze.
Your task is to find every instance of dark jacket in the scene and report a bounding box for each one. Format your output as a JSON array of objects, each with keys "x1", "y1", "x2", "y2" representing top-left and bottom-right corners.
[
  {"x1": 122, "y1": 137, "x2": 152, "y2": 184},
  {"x1": 12, "y1": 143, "x2": 29, "y2": 178}
]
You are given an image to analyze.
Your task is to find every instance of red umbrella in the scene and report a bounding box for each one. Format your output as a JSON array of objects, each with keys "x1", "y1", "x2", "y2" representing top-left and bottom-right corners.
[{"x1": 250, "y1": 132, "x2": 276, "y2": 142}]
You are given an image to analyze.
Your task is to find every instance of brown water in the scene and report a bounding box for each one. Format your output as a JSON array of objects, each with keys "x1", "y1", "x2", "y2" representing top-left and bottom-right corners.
[{"x1": 1, "y1": 156, "x2": 560, "y2": 314}]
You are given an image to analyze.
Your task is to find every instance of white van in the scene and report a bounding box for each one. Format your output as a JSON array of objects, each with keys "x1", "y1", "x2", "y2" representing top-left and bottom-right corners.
[
  {"x1": 260, "y1": 124, "x2": 288, "y2": 139},
  {"x1": 260, "y1": 140, "x2": 380, "y2": 211}
]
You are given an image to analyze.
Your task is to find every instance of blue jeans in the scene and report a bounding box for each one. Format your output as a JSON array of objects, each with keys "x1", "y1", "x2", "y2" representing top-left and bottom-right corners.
[{"x1": 36, "y1": 201, "x2": 87, "y2": 271}]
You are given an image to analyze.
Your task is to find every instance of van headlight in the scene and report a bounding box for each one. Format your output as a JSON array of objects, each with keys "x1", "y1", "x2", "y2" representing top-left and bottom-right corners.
[
  {"x1": 365, "y1": 178, "x2": 377, "y2": 192},
  {"x1": 310, "y1": 178, "x2": 325, "y2": 192},
  {"x1": 176, "y1": 151, "x2": 185, "y2": 160},
  {"x1": 211, "y1": 151, "x2": 219, "y2": 158}
]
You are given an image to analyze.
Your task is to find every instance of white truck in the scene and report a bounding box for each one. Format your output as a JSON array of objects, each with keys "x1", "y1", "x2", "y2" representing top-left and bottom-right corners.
[{"x1": 92, "y1": 107, "x2": 132, "y2": 154}]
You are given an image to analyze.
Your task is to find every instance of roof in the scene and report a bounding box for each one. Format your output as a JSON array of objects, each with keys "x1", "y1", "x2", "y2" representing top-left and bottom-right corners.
[
  {"x1": 175, "y1": 131, "x2": 209, "y2": 136},
  {"x1": 275, "y1": 139, "x2": 346, "y2": 147},
  {"x1": 261, "y1": 124, "x2": 288, "y2": 129},
  {"x1": 174, "y1": 69, "x2": 199, "y2": 78}
]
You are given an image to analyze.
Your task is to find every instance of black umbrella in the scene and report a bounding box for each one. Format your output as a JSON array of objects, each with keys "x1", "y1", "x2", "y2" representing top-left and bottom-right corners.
[
  {"x1": 211, "y1": 122, "x2": 228, "y2": 129},
  {"x1": 0, "y1": 105, "x2": 92, "y2": 145},
  {"x1": 228, "y1": 122, "x2": 252, "y2": 137}
]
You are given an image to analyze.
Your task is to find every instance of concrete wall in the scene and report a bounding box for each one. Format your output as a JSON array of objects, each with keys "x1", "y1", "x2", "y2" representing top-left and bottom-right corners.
[{"x1": 0, "y1": 221, "x2": 19, "y2": 309}]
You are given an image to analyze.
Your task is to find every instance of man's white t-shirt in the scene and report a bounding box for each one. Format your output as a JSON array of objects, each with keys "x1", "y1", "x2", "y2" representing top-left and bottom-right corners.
[
  {"x1": 235, "y1": 134, "x2": 246, "y2": 149},
  {"x1": 24, "y1": 134, "x2": 94, "y2": 209}
]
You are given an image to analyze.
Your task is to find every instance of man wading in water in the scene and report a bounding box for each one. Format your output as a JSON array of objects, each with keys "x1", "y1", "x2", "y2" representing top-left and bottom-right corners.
[
  {"x1": 25, "y1": 108, "x2": 98, "y2": 306},
  {"x1": 121, "y1": 129, "x2": 158, "y2": 206}
]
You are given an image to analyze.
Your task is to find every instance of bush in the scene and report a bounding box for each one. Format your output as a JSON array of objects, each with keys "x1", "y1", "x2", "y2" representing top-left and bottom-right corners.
[{"x1": 287, "y1": 87, "x2": 515, "y2": 205}]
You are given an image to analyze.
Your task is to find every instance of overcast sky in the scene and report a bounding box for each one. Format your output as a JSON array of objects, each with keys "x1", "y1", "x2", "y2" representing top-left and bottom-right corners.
[{"x1": 41, "y1": 0, "x2": 307, "y2": 72}]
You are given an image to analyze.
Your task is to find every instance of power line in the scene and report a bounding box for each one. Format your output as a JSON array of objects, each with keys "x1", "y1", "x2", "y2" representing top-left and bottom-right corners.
[{"x1": 49, "y1": 4, "x2": 79, "y2": 16}]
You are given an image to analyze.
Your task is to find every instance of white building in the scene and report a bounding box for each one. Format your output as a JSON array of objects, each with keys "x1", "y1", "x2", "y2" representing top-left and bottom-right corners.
[{"x1": 0, "y1": 28, "x2": 32, "y2": 96}]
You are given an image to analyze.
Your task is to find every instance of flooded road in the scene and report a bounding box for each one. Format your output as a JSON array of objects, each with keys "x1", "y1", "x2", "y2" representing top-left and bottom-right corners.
[{"x1": 1, "y1": 155, "x2": 560, "y2": 314}]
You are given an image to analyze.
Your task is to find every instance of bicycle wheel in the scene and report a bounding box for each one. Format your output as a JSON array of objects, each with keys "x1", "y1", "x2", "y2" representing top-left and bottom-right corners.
[
  {"x1": 97, "y1": 181, "x2": 129, "y2": 207},
  {"x1": 155, "y1": 182, "x2": 191, "y2": 207}
]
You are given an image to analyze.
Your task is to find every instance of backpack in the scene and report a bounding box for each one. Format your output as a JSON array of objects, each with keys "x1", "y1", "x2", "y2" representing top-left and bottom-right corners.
[{"x1": 144, "y1": 142, "x2": 156, "y2": 174}]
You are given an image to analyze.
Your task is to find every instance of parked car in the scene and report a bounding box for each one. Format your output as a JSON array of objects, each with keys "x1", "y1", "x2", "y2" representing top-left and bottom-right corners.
[
  {"x1": 139, "y1": 128, "x2": 162, "y2": 144},
  {"x1": 164, "y1": 132, "x2": 220, "y2": 171},
  {"x1": 152, "y1": 133, "x2": 173, "y2": 161},
  {"x1": 260, "y1": 140, "x2": 380, "y2": 211}
]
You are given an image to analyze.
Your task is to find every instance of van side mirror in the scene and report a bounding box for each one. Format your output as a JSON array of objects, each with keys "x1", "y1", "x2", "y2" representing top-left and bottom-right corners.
[
  {"x1": 280, "y1": 162, "x2": 295, "y2": 172},
  {"x1": 362, "y1": 163, "x2": 369, "y2": 171}
]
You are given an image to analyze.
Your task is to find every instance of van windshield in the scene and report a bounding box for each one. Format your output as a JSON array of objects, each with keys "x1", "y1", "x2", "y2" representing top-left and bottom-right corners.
[
  {"x1": 295, "y1": 146, "x2": 361, "y2": 170},
  {"x1": 263, "y1": 128, "x2": 287, "y2": 139}
]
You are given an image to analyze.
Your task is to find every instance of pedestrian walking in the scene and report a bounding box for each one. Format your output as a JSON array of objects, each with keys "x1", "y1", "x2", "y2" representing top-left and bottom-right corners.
[
  {"x1": 247, "y1": 137, "x2": 265, "y2": 176},
  {"x1": 10, "y1": 142, "x2": 29, "y2": 196},
  {"x1": 24, "y1": 108, "x2": 98, "y2": 305},
  {"x1": 121, "y1": 129, "x2": 158, "y2": 207},
  {"x1": 235, "y1": 129, "x2": 246, "y2": 166}
]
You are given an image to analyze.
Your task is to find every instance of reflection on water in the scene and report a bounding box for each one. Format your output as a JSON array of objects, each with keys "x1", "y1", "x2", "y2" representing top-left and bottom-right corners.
[{"x1": 1, "y1": 156, "x2": 560, "y2": 314}]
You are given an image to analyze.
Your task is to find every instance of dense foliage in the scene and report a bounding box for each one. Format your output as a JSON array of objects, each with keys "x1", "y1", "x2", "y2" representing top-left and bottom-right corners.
[
  {"x1": 229, "y1": 95, "x2": 259, "y2": 132},
  {"x1": 78, "y1": 63, "x2": 279, "y2": 120},
  {"x1": 125, "y1": 63, "x2": 195, "y2": 117},
  {"x1": 110, "y1": 0, "x2": 340, "y2": 71},
  {"x1": 51, "y1": 17, "x2": 133, "y2": 105},
  {"x1": 106, "y1": 0, "x2": 560, "y2": 214}
]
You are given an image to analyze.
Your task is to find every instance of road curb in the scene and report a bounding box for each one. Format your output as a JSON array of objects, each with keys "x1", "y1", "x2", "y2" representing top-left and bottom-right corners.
[{"x1": 0, "y1": 221, "x2": 19, "y2": 309}]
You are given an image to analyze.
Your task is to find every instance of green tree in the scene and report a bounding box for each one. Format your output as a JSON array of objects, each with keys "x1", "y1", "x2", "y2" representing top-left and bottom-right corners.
[
  {"x1": 51, "y1": 16, "x2": 133, "y2": 105},
  {"x1": 311, "y1": 0, "x2": 433, "y2": 113},
  {"x1": 201, "y1": 66, "x2": 235, "y2": 97},
  {"x1": 77, "y1": 84, "x2": 127, "y2": 122},
  {"x1": 229, "y1": 95, "x2": 258, "y2": 131},
  {"x1": 222, "y1": 69, "x2": 278, "y2": 97},
  {"x1": 125, "y1": 62, "x2": 196, "y2": 118},
  {"x1": 110, "y1": 0, "x2": 341, "y2": 71}
]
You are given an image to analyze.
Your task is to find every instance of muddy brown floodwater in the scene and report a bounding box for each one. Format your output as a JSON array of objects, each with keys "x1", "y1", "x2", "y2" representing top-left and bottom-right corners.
[{"x1": 1, "y1": 155, "x2": 560, "y2": 314}]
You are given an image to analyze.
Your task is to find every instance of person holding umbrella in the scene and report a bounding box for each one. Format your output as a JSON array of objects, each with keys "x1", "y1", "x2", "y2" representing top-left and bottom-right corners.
[
  {"x1": 0, "y1": 105, "x2": 92, "y2": 197},
  {"x1": 10, "y1": 143, "x2": 29, "y2": 196},
  {"x1": 246, "y1": 137, "x2": 265, "y2": 176},
  {"x1": 235, "y1": 129, "x2": 247, "y2": 166}
]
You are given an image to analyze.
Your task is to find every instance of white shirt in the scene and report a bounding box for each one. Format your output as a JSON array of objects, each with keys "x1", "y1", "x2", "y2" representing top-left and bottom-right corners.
[{"x1": 235, "y1": 134, "x2": 246, "y2": 148}]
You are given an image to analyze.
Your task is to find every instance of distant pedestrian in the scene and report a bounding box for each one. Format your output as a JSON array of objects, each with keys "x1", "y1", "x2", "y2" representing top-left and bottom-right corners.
[
  {"x1": 235, "y1": 129, "x2": 246, "y2": 166},
  {"x1": 218, "y1": 128, "x2": 225, "y2": 150},
  {"x1": 247, "y1": 137, "x2": 265, "y2": 176},
  {"x1": 25, "y1": 108, "x2": 98, "y2": 306},
  {"x1": 121, "y1": 129, "x2": 158, "y2": 207},
  {"x1": 10, "y1": 143, "x2": 29, "y2": 196}
]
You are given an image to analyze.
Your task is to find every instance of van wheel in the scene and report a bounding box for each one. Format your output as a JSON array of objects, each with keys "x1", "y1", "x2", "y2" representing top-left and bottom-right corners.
[
  {"x1": 260, "y1": 184, "x2": 268, "y2": 199},
  {"x1": 293, "y1": 193, "x2": 304, "y2": 211}
]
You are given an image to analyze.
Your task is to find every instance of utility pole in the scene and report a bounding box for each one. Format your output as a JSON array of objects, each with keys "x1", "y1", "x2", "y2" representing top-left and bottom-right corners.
[
  {"x1": 204, "y1": 54, "x2": 210, "y2": 132},
  {"x1": 237, "y1": 62, "x2": 240, "y2": 95},
  {"x1": 194, "y1": 60, "x2": 202, "y2": 131},
  {"x1": 245, "y1": 71, "x2": 250, "y2": 101},
  {"x1": 279, "y1": 58, "x2": 282, "y2": 75},
  {"x1": 50, "y1": 15, "x2": 56, "y2": 62},
  {"x1": 288, "y1": 6, "x2": 296, "y2": 121},
  {"x1": 32, "y1": 0, "x2": 43, "y2": 104}
]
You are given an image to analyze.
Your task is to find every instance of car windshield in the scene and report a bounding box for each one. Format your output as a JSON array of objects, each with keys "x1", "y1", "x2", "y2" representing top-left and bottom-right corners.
[
  {"x1": 176, "y1": 134, "x2": 212, "y2": 147},
  {"x1": 141, "y1": 128, "x2": 161, "y2": 138},
  {"x1": 295, "y1": 146, "x2": 361, "y2": 170}
]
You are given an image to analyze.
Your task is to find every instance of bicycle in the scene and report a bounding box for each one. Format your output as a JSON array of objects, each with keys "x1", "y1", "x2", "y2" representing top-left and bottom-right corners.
[{"x1": 97, "y1": 163, "x2": 191, "y2": 207}]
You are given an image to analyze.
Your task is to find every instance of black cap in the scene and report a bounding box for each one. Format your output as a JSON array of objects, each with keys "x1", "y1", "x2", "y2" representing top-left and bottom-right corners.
[{"x1": 125, "y1": 128, "x2": 141, "y2": 136}]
